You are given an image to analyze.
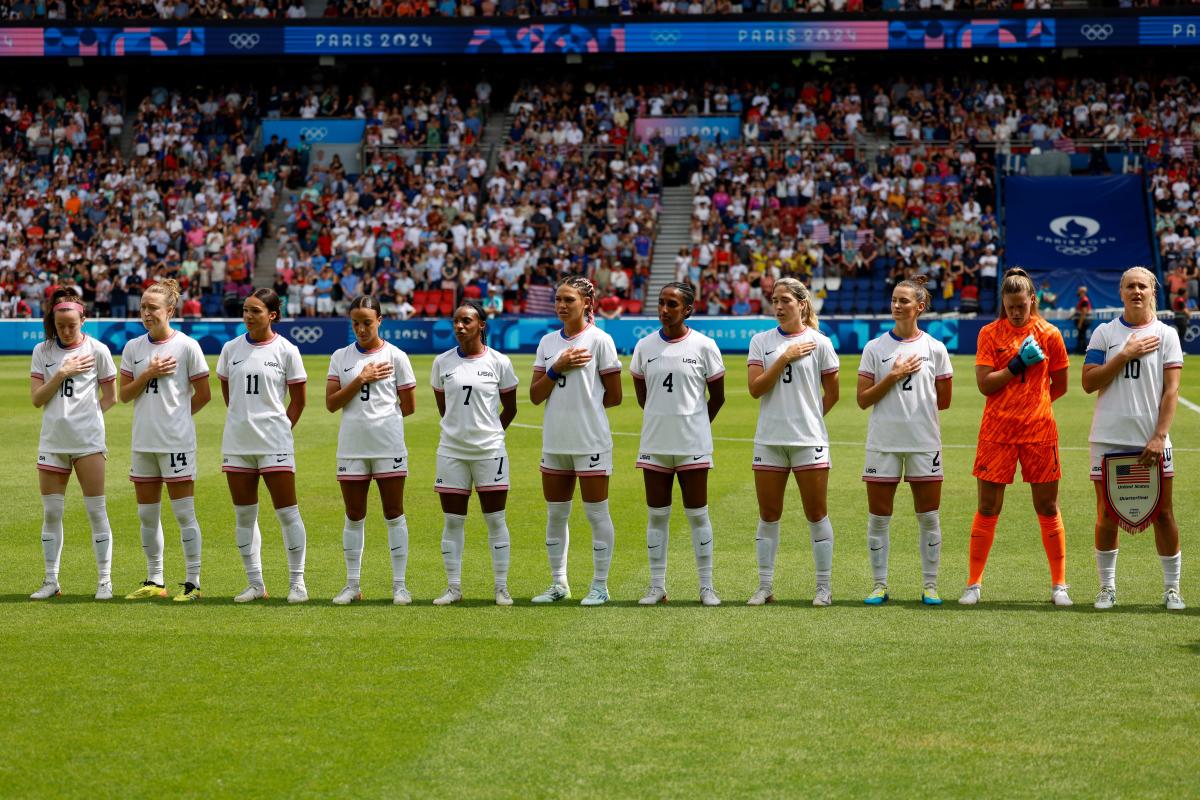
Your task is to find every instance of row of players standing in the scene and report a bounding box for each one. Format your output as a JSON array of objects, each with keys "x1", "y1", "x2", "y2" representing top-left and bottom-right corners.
[{"x1": 27, "y1": 266, "x2": 1184, "y2": 609}]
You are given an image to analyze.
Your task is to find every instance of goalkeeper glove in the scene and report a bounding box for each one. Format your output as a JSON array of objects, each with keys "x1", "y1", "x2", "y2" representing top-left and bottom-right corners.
[{"x1": 1008, "y1": 335, "x2": 1046, "y2": 375}]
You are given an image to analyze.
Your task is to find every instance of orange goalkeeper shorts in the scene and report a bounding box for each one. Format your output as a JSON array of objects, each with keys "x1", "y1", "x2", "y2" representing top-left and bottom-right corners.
[{"x1": 973, "y1": 440, "x2": 1061, "y2": 485}]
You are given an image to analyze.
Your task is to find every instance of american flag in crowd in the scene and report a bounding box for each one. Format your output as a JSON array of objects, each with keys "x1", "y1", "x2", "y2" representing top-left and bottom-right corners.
[
  {"x1": 1052, "y1": 137, "x2": 1076, "y2": 154},
  {"x1": 810, "y1": 220, "x2": 830, "y2": 244},
  {"x1": 524, "y1": 284, "x2": 556, "y2": 315},
  {"x1": 1115, "y1": 464, "x2": 1150, "y2": 486}
]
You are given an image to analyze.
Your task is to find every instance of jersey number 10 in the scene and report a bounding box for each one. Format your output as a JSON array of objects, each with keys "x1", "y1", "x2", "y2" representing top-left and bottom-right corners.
[{"x1": 1123, "y1": 359, "x2": 1141, "y2": 380}]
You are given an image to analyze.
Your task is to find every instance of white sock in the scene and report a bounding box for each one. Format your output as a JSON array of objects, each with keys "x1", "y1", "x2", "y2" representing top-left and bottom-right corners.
[
  {"x1": 386, "y1": 514, "x2": 409, "y2": 587},
  {"x1": 441, "y1": 512, "x2": 466, "y2": 586},
  {"x1": 83, "y1": 495, "x2": 113, "y2": 583},
  {"x1": 138, "y1": 502, "x2": 165, "y2": 585},
  {"x1": 342, "y1": 515, "x2": 365, "y2": 587},
  {"x1": 1096, "y1": 548, "x2": 1118, "y2": 589},
  {"x1": 755, "y1": 518, "x2": 780, "y2": 589},
  {"x1": 809, "y1": 515, "x2": 834, "y2": 590},
  {"x1": 916, "y1": 509, "x2": 942, "y2": 585},
  {"x1": 484, "y1": 509, "x2": 511, "y2": 590},
  {"x1": 234, "y1": 503, "x2": 263, "y2": 586},
  {"x1": 685, "y1": 505, "x2": 714, "y2": 590},
  {"x1": 275, "y1": 505, "x2": 306, "y2": 583},
  {"x1": 41, "y1": 494, "x2": 65, "y2": 583},
  {"x1": 584, "y1": 500, "x2": 615, "y2": 586},
  {"x1": 545, "y1": 500, "x2": 572, "y2": 586},
  {"x1": 867, "y1": 512, "x2": 891, "y2": 584},
  {"x1": 646, "y1": 505, "x2": 671, "y2": 589},
  {"x1": 170, "y1": 496, "x2": 202, "y2": 587},
  {"x1": 1160, "y1": 551, "x2": 1181, "y2": 591}
]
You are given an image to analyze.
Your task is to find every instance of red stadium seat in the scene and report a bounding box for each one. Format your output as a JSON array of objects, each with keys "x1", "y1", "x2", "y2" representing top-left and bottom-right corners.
[
  {"x1": 749, "y1": 300, "x2": 761, "y2": 314},
  {"x1": 621, "y1": 299, "x2": 643, "y2": 314},
  {"x1": 463, "y1": 284, "x2": 482, "y2": 299}
]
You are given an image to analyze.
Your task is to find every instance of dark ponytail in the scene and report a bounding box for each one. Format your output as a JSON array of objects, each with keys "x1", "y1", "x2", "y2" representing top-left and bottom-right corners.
[
  {"x1": 661, "y1": 281, "x2": 696, "y2": 317},
  {"x1": 349, "y1": 294, "x2": 384, "y2": 317},
  {"x1": 250, "y1": 287, "x2": 282, "y2": 322}
]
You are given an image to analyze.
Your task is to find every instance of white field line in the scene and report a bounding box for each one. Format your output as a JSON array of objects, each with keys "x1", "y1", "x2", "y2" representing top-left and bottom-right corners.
[{"x1": 1179, "y1": 396, "x2": 1200, "y2": 416}]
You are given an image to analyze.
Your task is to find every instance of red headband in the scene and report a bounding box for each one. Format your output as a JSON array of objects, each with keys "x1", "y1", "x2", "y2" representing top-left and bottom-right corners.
[{"x1": 53, "y1": 302, "x2": 85, "y2": 314}]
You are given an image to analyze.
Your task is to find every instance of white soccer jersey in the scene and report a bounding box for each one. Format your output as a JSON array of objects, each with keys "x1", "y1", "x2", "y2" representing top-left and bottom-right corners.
[
  {"x1": 30, "y1": 335, "x2": 117, "y2": 453},
  {"x1": 121, "y1": 330, "x2": 209, "y2": 452},
  {"x1": 431, "y1": 346, "x2": 518, "y2": 459},
  {"x1": 857, "y1": 330, "x2": 953, "y2": 453},
  {"x1": 534, "y1": 323, "x2": 622, "y2": 454},
  {"x1": 216, "y1": 333, "x2": 307, "y2": 455},
  {"x1": 1087, "y1": 317, "x2": 1184, "y2": 448},
  {"x1": 327, "y1": 341, "x2": 417, "y2": 459},
  {"x1": 748, "y1": 326, "x2": 839, "y2": 447},
  {"x1": 630, "y1": 328, "x2": 725, "y2": 454}
]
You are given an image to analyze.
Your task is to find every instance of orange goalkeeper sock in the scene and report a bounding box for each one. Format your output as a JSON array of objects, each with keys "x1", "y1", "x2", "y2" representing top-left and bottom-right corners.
[
  {"x1": 968, "y1": 512, "x2": 998, "y2": 586},
  {"x1": 1038, "y1": 512, "x2": 1067, "y2": 586}
]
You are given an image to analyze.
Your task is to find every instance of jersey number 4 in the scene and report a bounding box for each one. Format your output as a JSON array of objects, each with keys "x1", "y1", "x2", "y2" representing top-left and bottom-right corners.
[{"x1": 662, "y1": 373, "x2": 674, "y2": 393}]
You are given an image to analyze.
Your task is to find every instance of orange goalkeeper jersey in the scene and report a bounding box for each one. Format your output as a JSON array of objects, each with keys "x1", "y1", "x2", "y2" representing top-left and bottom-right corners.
[{"x1": 975, "y1": 316, "x2": 1069, "y2": 444}]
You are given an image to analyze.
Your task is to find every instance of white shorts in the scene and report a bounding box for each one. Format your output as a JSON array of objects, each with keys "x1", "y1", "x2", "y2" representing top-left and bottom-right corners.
[
  {"x1": 317, "y1": 296, "x2": 334, "y2": 313},
  {"x1": 862, "y1": 449, "x2": 943, "y2": 483},
  {"x1": 636, "y1": 452, "x2": 713, "y2": 473},
  {"x1": 337, "y1": 455, "x2": 409, "y2": 481},
  {"x1": 752, "y1": 443, "x2": 830, "y2": 472},
  {"x1": 37, "y1": 450, "x2": 105, "y2": 473},
  {"x1": 435, "y1": 452, "x2": 509, "y2": 495},
  {"x1": 540, "y1": 451, "x2": 613, "y2": 477},
  {"x1": 222, "y1": 453, "x2": 296, "y2": 474},
  {"x1": 1089, "y1": 442, "x2": 1174, "y2": 481},
  {"x1": 130, "y1": 450, "x2": 198, "y2": 483}
]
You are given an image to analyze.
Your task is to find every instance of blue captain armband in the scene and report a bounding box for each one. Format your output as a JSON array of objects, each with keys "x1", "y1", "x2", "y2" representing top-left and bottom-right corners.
[{"x1": 1084, "y1": 348, "x2": 1106, "y2": 366}]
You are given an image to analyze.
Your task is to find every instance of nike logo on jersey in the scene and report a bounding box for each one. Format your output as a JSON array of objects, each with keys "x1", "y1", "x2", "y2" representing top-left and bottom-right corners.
[
  {"x1": 173, "y1": 468, "x2": 186, "y2": 474},
  {"x1": 881, "y1": 356, "x2": 895, "y2": 363},
  {"x1": 765, "y1": 350, "x2": 775, "y2": 356},
  {"x1": 544, "y1": 354, "x2": 554, "y2": 361},
  {"x1": 344, "y1": 366, "x2": 355, "y2": 372},
  {"x1": 1108, "y1": 344, "x2": 1119, "y2": 350},
  {"x1": 647, "y1": 356, "x2": 660, "y2": 363},
  {"x1": 133, "y1": 358, "x2": 145, "y2": 365},
  {"x1": 232, "y1": 359, "x2": 245, "y2": 365},
  {"x1": 45, "y1": 362, "x2": 56, "y2": 368}
]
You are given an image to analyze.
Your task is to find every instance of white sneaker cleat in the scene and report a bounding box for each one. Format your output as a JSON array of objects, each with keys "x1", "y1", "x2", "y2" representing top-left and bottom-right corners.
[
  {"x1": 392, "y1": 586, "x2": 412, "y2": 606},
  {"x1": 94, "y1": 581, "x2": 113, "y2": 601},
  {"x1": 746, "y1": 587, "x2": 775, "y2": 606},
  {"x1": 531, "y1": 583, "x2": 571, "y2": 604},
  {"x1": 1164, "y1": 588, "x2": 1186, "y2": 611},
  {"x1": 287, "y1": 583, "x2": 309, "y2": 604},
  {"x1": 959, "y1": 584, "x2": 982, "y2": 605},
  {"x1": 639, "y1": 585, "x2": 668, "y2": 605},
  {"x1": 495, "y1": 586, "x2": 513, "y2": 606},
  {"x1": 433, "y1": 586, "x2": 462, "y2": 606},
  {"x1": 234, "y1": 583, "x2": 268, "y2": 603},
  {"x1": 812, "y1": 586, "x2": 832, "y2": 607},
  {"x1": 331, "y1": 585, "x2": 361, "y2": 605},
  {"x1": 1094, "y1": 586, "x2": 1116, "y2": 610},
  {"x1": 1051, "y1": 584, "x2": 1073, "y2": 607},
  {"x1": 700, "y1": 587, "x2": 721, "y2": 607},
  {"x1": 579, "y1": 585, "x2": 609, "y2": 606},
  {"x1": 30, "y1": 580, "x2": 61, "y2": 600}
]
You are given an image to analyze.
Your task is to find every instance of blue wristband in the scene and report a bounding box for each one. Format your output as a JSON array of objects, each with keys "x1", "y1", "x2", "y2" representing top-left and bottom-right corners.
[{"x1": 546, "y1": 367, "x2": 562, "y2": 382}]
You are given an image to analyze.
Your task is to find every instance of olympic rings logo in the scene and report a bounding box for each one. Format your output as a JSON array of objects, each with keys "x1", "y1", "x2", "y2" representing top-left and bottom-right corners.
[
  {"x1": 227, "y1": 33, "x2": 261, "y2": 49},
  {"x1": 632, "y1": 325, "x2": 658, "y2": 338},
  {"x1": 1055, "y1": 245, "x2": 1098, "y2": 257},
  {"x1": 290, "y1": 326, "x2": 324, "y2": 344},
  {"x1": 1080, "y1": 24, "x2": 1113, "y2": 41},
  {"x1": 299, "y1": 126, "x2": 329, "y2": 142}
]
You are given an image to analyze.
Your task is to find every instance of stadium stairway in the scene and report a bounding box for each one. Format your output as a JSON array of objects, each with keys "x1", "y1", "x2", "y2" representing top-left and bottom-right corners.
[
  {"x1": 648, "y1": 185, "x2": 693, "y2": 300},
  {"x1": 119, "y1": 112, "x2": 136, "y2": 160},
  {"x1": 482, "y1": 112, "x2": 511, "y2": 173},
  {"x1": 253, "y1": 199, "x2": 291, "y2": 290}
]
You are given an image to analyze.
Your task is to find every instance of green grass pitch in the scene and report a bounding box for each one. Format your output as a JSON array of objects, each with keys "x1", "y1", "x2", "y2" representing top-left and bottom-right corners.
[{"x1": 1, "y1": 352, "x2": 1197, "y2": 798}]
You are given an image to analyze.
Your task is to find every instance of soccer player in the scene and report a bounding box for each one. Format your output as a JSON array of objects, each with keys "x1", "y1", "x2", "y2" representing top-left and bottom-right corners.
[
  {"x1": 530, "y1": 276, "x2": 623, "y2": 606},
  {"x1": 746, "y1": 278, "x2": 840, "y2": 607},
  {"x1": 326, "y1": 295, "x2": 417, "y2": 606},
  {"x1": 1083, "y1": 267, "x2": 1185, "y2": 610},
  {"x1": 216, "y1": 288, "x2": 310, "y2": 604},
  {"x1": 962, "y1": 268, "x2": 1071, "y2": 606},
  {"x1": 856, "y1": 276, "x2": 952, "y2": 606},
  {"x1": 119, "y1": 279, "x2": 211, "y2": 602},
  {"x1": 431, "y1": 300, "x2": 519, "y2": 606},
  {"x1": 631, "y1": 282, "x2": 725, "y2": 606},
  {"x1": 29, "y1": 289, "x2": 118, "y2": 600}
]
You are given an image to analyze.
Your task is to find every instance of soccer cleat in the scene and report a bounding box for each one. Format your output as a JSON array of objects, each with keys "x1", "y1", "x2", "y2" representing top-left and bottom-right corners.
[
  {"x1": 433, "y1": 586, "x2": 462, "y2": 606},
  {"x1": 531, "y1": 583, "x2": 571, "y2": 604},
  {"x1": 287, "y1": 582, "x2": 309, "y2": 604},
  {"x1": 1094, "y1": 586, "x2": 1116, "y2": 610},
  {"x1": 639, "y1": 586, "x2": 668, "y2": 605},
  {"x1": 700, "y1": 587, "x2": 721, "y2": 607},
  {"x1": 95, "y1": 581, "x2": 113, "y2": 601},
  {"x1": 959, "y1": 584, "x2": 982, "y2": 605},
  {"x1": 746, "y1": 587, "x2": 775, "y2": 606},
  {"x1": 125, "y1": 581, "x2": 168, "y2": 600},
  {"x1": 1164, "y1": 588, "x2": 1186, "y2": 611},
  {"x1": 173, "y1": 583, "x2": 202, "y2": 602},
  {"x1": 921, "y1": 584, "x2": 943, "y2": 606},
  {"x1": 392, "y1": 586, "x2": 412, "y2": 606},
  {"x1": 864, "y1": 582, "x2": 889, "y2": 605},
  {"x1": 495, "y1": 586, "x2": 513, "y2": 606},
  {"x1": 580, "y1": 585, "x2": 609, "y2": 606},
  {"x1": 234, "y1": 584, "x2": 268, "y2": 603},
  {"x1": 1051, "y1": 584, "x2": 1073, "y2": 607},
  {"x1": 812, "y1": 586, "x2": 832, "y2": 607},
  {"x1": 332, "y1": 585, "x2": 362, "y2": 605},
  {"x1": 30, "y1": 580, "x2": 61, "y2": 600}
]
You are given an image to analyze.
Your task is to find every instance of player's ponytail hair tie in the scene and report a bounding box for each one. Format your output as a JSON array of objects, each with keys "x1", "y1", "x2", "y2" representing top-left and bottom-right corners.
[{"x1": 53, "y1": 302, "x2": 85, "y2": 313}]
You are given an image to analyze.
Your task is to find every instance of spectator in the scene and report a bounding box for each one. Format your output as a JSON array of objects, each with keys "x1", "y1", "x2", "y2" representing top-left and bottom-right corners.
[{"x1": 1072, "y1": 286, "x2": 1092, "y2": 355}]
